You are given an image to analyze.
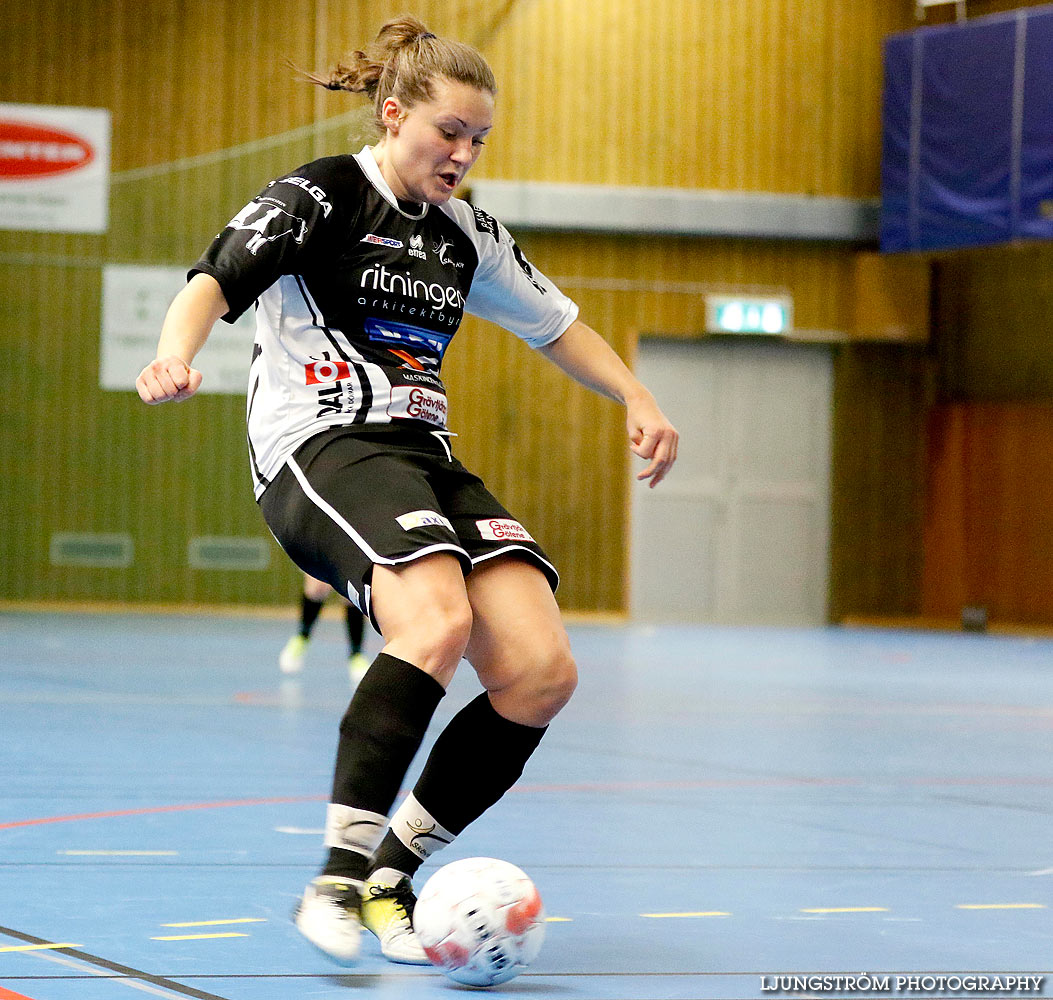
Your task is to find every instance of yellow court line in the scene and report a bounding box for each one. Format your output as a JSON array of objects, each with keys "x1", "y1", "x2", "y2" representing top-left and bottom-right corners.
[
  {"x1": 162, "y1": 918, "x2": 266, "y2": 927},
  {"x1": 151, "y1": 933, "x2": 249, "y2": 941},
  {"x1": 544, "y1": 917, "x2": 572, "y2": 923},
  {"x1": 0, "y1": 942, "x2": 82, "y2": 953},
  {"x1": 641, "y1": 911, "x2": 731, "y2": 918},
  {"x1": 801, "y1": 907, "x2": 889, "y2": 914},
  {"x1": 956, "y1": 903, "x2": 1047, "y2": 910}
]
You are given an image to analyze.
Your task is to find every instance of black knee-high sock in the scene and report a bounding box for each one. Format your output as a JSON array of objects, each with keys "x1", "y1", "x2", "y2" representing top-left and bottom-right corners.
[
  {"x1": 299, "y1": 594, "x2": 325, "y2": 638},
  {"x1": 345, "y1": 605, "x2": 365, "y2": 655},
  {"x1": 321, "y1": 653, "x2": 445, "y2": 880},
  {"x1": 369, "y1": 692, "x2": 546, "y2": 879}
]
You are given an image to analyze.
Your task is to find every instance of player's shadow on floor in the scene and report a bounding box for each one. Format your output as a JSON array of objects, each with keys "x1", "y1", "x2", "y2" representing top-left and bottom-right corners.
[{"x1": 330, "y1": 973, "x2": 573, "y2": 994}]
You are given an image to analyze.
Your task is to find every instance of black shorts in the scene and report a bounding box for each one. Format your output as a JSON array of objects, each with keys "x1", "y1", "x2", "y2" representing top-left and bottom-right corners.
[{"x1": 259, "y1": 426, "x2": 558, "y2": 628}]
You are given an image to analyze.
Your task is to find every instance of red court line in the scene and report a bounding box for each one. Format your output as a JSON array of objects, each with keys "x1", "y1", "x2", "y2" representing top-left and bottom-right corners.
[
  {"x1": 5, "y1": 777, "x2": 1053, "y2": 830},
  {"x1": 0, "y1": 795, "x2": 325, "y2": 831}
]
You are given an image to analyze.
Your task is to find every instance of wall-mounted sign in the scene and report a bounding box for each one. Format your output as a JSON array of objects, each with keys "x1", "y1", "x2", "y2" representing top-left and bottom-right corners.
[
  {"x1": 0, "y1": 103, "x2": 110, "y2": 233},
  {"x1": 100, "y1": 266, "x2": 255, "y2": 395},
  {"x1": 704, "y1": 294, "x2": 793, "y2": 336}
]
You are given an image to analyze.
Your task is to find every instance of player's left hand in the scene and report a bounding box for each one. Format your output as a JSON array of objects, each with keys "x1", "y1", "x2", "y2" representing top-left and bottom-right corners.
[{"x1": 626, "y1": 395, "x2": 678, "y2": 488}]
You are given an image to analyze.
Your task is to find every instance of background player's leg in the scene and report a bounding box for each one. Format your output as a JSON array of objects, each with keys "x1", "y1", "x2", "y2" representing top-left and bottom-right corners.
[
  {"x1": 279, "y1": 574, "x2": 332, "y2": 674},
  {"x1": 345, "y1": 603, "x2": 370, "y2": 683}
]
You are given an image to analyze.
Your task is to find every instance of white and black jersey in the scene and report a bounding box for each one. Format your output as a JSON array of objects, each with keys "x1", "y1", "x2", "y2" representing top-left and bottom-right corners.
[{"x1": 191, "y1": 146, "x2": 578, "y2": 498}]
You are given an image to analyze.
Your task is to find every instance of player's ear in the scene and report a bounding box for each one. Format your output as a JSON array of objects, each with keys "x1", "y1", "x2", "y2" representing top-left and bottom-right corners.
[{"x1": 381, "y1": 97, "x2": 404, "y2": 134}]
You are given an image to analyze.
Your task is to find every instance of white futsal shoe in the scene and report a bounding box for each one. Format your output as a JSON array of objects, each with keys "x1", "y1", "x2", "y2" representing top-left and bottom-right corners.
[
  {"x1": 360, "y1": 869, "x2": 430, "y2": 964},
  {"x1": 293, "y1": 877, "x2": 363, "y2": 964},
  {"x1": 279, "y1": 635, "x2": 309, "y2": 674}
]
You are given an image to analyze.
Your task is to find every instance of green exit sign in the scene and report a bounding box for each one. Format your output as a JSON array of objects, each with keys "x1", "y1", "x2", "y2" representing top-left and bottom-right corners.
[{"x1": 705, "y1": 295, "x2": 793, "y2": 335}]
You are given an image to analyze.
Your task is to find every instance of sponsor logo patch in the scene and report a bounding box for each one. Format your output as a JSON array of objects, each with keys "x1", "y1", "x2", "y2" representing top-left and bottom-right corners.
[
  {"x1": 512, "y1": 242, "x2": 546, "y2": 295},
  {"x1": 396, "y1": 509, "x2": 454, "y2": 532},
  {"x1": 404, "y1": 817, "x2": 453, "y2": 856},
  {"x1": 476, "y1": 518, "x2": 534, "y2": 543},
  {"x1": 408, "y1": 233, "x2": 427, "y2": 260},
  {"x1": 472, "y1": 206, "x2": 500, "y2": 243},
  {"x1": 275, "y1": 175, "x2": 332, "y2": 216},
  {"x1": 361, "y1": 233, "x2": 404, "y2": 248},
  {"x1": 360, "y1": 264, "x2": 465, "y2": 310},
  {"x1": 227, "y1": 200, "x2": 309, "y2": 255},
  {"x1": 387, "y1": 385, "x2": 448, "y2": 427},
  {"x1": 433, "y1": 236, "x2": 464, "y2": 269},
  {"x1": 365, "y1": 318, "x2": 451, "y2": 360},
  {"x1": 305, "y1": 359, "x2": 352, "y2": 385}
]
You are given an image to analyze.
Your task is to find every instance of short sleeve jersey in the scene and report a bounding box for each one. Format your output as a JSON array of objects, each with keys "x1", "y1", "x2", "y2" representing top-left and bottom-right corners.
[{"x1": 191, "y1": 146, "x2": 579, "y2": 498}]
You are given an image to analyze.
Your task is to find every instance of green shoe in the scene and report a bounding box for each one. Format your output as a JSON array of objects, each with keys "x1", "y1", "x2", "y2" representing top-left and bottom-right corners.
[
  {"x1": 279, "y1": 634, "x2": 309, "y2": 674},
  {"x1": 361, "y1": 870, "x2": 429, "y2": 965},
  {"x1": 348, "y1": 652, "x2": 370, "y2": 685}
]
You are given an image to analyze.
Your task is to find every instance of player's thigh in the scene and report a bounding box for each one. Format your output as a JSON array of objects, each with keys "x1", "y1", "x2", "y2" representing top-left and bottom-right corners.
[
  {"x1": 303, "y1": 574, "x2": 333, "y2": 602},
  {"x1": 464, "y1": 556, "x2": 577, "y2": 725},
  {"x1": 259, "y1": 431, "x2": 471, "y2": 619},
  {"x1": 371, "y1": 553, "x2": 473, "y2": 681}
]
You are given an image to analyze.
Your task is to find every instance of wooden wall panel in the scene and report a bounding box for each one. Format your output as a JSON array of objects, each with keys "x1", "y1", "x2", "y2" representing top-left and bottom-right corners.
[
  {"x1": 851, "y1": 252, "x2": 931, "y2": 342},
  {"x1": 481, "y1": 0, "x2": 908, "y2": 194},
  {"x1": 934, "y1": 242, "x2": 1053, "y2": 400},
  {"x1": 0, "y1": 0, "x2": 918, "y2": 612},
  {"x1": 922, "y1": 404, "x2": 1053, "y2": 625},
  {"x1": 0, "y1": 0, "x2": 323, "y2": 608},
  {"x1": 828, "y1": 344, "x2": 934, "y2": 621}
]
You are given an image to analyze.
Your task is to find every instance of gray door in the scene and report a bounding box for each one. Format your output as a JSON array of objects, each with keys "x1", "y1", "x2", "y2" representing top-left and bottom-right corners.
[{"x1": 630, "y1": 338, "x2": 832, "y2": 624}]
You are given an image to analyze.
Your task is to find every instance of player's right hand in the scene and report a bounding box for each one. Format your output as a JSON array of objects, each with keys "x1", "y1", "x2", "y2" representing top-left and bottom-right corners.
[{"x1": 135, "y1": 356, "x2": 203, "y2": 404}]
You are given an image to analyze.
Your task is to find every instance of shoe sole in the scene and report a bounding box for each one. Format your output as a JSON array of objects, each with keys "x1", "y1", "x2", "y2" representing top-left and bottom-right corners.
[{"x1": 360, "y1": 916, "x2": 430, "y2": 965}]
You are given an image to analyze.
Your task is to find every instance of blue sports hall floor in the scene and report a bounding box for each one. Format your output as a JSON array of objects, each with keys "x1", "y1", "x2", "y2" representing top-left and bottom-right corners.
[{"x1": 1, "y1": 609, "x2": 1051, "y2": 1000}]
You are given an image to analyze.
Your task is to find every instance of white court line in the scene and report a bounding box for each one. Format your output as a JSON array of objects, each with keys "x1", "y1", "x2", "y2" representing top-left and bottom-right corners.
[
  {"x1": 152, "y1": 932, "x2": 248, "y2": 941},
  {"x1": 161, "y1": 918, "x2": 265, "y2": 928},
  {"x1": 956, "y1": 903, "x2": 1046, "y2": 910},
  {"x1": 274, "y1": 826, "x2": 324, "y2": 835},
  {"x1": 26, "y1": 948, "x2": 201, "y2": 999},
  {"x1": 59, "y1": 850, "x2": 178, "y2": 856},
  {"x1": 0, "y1": 941, "x2": 82, "y2": 952},
  {"x1": 1026, "y1": 867, "x2": 1053, "y2": 876}
]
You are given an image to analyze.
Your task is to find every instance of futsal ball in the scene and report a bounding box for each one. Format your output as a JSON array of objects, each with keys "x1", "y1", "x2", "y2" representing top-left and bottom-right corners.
[{"x1": 413, "y1": 857, "x2": 546, "y2": 987}]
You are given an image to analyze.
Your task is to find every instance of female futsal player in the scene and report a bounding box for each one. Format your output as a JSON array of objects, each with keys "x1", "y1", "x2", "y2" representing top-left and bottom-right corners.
[{"x1": 136, "y1": 16, "x2": 678, "y2": 967}]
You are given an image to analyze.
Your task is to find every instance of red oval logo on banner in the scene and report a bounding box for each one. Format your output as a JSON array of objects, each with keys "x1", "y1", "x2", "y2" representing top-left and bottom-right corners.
[{"x1": 0, "y1": 119, "x2": 94, "y2": 179}]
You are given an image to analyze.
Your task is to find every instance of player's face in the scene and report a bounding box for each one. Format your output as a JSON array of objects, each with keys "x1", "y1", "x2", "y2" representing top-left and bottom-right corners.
[{"x1": 381, "y1": 78, "x2": 494, "y2": 206}]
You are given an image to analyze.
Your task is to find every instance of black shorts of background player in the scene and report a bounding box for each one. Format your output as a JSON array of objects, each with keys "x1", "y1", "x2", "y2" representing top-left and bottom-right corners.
[
  {"x1": 136, "y1": 15, "x2": 678, "y2": 968},
  {"x1": 279, "y1": 573, "x2": 370, "y2": 683}
]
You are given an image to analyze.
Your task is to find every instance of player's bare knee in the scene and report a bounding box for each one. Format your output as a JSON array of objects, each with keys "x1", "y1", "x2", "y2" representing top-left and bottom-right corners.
[
  {"x1": 438, "y1": 600, "x2": 474, "y2": 662},
  {"x1": 526, "y1": 642, "x2": 578, "y2": 722},
  {"x1": 547, "y1": 647, "x2": 579, "y2": 713},
  {"x1": 408, "y1": 598, "x2": 473, "y2": 677}
]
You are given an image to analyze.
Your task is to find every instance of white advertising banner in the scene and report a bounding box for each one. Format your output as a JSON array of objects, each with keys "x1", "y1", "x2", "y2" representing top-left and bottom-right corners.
[
  {"x1": 0, "y1": 103, "x2": 111, "y2": 233},
  {"x1": 100, "y1": 266, "x2": 254, "y2": 395}
]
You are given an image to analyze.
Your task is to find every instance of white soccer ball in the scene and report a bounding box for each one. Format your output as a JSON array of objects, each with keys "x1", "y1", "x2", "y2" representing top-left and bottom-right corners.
[{"x1": 413, "y1": 857, "x2": 546, "y2": 987}]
